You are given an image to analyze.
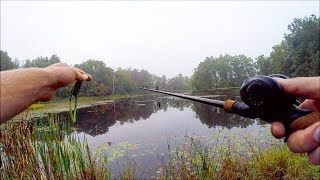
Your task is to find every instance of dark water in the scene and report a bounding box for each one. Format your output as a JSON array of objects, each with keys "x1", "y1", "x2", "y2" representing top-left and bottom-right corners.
[{"x1": 59, "y1": 95, "x2": 275, "y2": 178}]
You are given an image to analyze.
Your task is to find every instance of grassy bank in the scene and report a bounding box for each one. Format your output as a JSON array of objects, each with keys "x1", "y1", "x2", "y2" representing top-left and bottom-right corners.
[
  {"x1": 158, "y1": 135, "x2": 319, "y2": 179},
  {"x1": 1, "y1": 116, "x2": 319, "y2": 179},
  {"x1": 27, "y1": 94, "x2": 144, "y2": 113},
  {"x1": 0, "y1": 117, "x2": 110, "y2": 179}
]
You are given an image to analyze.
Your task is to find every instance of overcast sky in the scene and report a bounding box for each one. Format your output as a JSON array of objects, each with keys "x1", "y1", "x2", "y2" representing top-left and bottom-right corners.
[{"x1": 1, "y1": 1, "x2": 319, "y2": 78}]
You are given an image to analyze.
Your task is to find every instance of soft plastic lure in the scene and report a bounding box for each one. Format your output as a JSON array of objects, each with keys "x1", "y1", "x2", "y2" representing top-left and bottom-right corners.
[{"x1": 69, "y1": 81, "x2": 82, "y2": 123}]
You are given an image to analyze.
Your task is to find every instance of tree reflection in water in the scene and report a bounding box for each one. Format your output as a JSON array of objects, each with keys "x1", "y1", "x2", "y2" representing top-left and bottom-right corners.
[{"x1": 55, "y1": 95, "x2": 263, "y2": 136}]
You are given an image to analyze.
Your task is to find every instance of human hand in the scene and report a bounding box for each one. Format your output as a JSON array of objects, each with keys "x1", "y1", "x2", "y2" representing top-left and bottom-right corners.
[
  {"x1": 271, "y1": 77, "x2": 320, "y2": 165},
  {"x1": 39, "y1": 63, "x2": 92, "y2": 102}
]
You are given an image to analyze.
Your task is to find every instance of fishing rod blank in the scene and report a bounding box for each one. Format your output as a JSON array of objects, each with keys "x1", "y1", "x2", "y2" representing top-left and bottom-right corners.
[{"x1": 142, "y1": 87, "x2": 225, "y2": 108}]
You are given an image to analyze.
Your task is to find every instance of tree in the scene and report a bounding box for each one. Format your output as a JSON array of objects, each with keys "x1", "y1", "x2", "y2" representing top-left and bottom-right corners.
[
  {"x1": 167, "y1": 74, "x2": 190, "y2": 90},
  {"x1": 229, "y1": 55, "x2": 256, "y2": 86},
  {"x1": 74, "y1": 59, "x2": 114, "y2": 95},
  {"x1": 114, "y1": 68, "x2": 132, "y2": 94},
  {"x1": 23, "y1": 54, "x2": 61, "y2": 68},
  {"x1": 256, "y1": 55, "x2": 271, "y2": 75},
  {"x1": 191, "y1": 54, "x2": 256, "y2": 89},
  {"x1": 284, "y1": 15, "x2": 319, "y2": 77},
  {"x1": 152, "y1": 75, "x2": 168, "y2": 89},
  {"x1": 191, "y1": 57, "x2": 216, "y2": 89},
  {"x1": 0, "y1": 50, "x2": 19, "y2": 71},
  {"x1": 268, "y1": 41, "x2": 289, "y2": 75}
]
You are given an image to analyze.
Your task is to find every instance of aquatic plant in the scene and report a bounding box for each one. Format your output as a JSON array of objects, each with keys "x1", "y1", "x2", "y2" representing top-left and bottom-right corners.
[
  {"x1": 156, "y1": 130, "x2": 320, "y2": 180},
  {"x1": 95, "y1": 141, "x2": 142, "y2": 179}
]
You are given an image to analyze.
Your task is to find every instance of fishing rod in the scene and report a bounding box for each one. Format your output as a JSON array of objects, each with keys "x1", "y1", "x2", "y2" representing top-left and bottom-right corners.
[{"x1": 139, "y1": 75, "x2": 319, "y2": 140}]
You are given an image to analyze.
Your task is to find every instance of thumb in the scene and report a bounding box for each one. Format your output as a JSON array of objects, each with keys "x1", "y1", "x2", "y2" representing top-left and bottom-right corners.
[{"x1": 275, "y1": 77, "x2": 320, "y2": 100}]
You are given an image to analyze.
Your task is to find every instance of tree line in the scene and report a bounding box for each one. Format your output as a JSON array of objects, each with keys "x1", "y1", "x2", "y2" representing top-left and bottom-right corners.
[
  {"x1": 191, "y1": 15, "x2": 319, "y2": 90},
  {"x1": 1, "y1": 15, "x2": 319, "y2": 94},
  {"x1": 0, "y1": 51, "x2": 190, "y2": 97}
]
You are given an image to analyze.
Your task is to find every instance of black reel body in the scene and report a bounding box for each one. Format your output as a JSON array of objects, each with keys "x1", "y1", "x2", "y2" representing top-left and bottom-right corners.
[{"x1": 240, "y1": 75, "x2": 299, "y2": 122}]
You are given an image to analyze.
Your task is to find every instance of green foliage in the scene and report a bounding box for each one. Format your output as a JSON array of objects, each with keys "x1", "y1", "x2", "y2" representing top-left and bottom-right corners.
[
  {"x1": 75, "y1": 60, "x2": 113, "y2": 96},
  {"x1": 256, "y1": 15, "x2": 320, "y2": 77},
  {"x1": 23, "y1": 54, "x2": 61, "y2": 68},
  {"x1": 285, "y1": 14, "x2": 319, "y2": 77},
  {"x1": 269, "y1": 41, "x2": 288, "y2": 75},
  {"x1": 130, "y1": 69, "x2": 153, "y2": 87},
  {"x1": 194, "y1": 15, "x2": 319, "y2": 90},
  {"x1": 114, "y1": 68, "x2": 135, "y2": 94},
  {"x1": 75, "y1": 59, "x2": 113, "y2": 86},
  {"x1": 0, "y1": 50, "x2": 19, "y2": 71},
  {"x1": 28, "y1": 103, "x2": 46, "y2": 110},
  {"x1": 0, "y1": 118, "x2": 111, "y2": 179},
  {"x1": 157, "y1": 133, "x2": 320, "y2": 180},
  {"x1": 166, "y1": 74, "x2": 190, "y2": 90},
  {"x1": 191, "y1": 54, "x2": 256, "y2": 89},
  {"x1": 153, "y1": 75, "x2": 168, "y2": 89},
  {"x1": 255, "y1": 55, "x2": 271, "y2": 75}
]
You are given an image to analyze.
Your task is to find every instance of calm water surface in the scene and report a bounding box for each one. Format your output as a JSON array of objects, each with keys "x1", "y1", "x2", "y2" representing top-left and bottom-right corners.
[{"x1": 63, "y1": 95, "x2": 274, "y2": 177}]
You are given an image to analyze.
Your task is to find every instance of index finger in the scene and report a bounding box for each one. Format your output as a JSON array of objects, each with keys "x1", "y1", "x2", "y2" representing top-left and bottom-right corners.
[{"x1": 276, "y1": 77, "x2": 320, "y2": 100}]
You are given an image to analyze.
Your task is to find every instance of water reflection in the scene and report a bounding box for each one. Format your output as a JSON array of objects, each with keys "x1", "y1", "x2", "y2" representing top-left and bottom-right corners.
[
  {"x1": 51, "y1": 95, "x2": 271, "y2": 178},
  {"x1": 192, "y1": 103, "x2": 255, "y2": 129},
  {"x1": 56, "y1": 95, "x2": 262, "y2": 136}
]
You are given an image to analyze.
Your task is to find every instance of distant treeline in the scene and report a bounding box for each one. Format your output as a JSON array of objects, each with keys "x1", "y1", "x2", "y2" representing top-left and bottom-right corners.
[
  {"x1": 192, "y1": 15, "x2": 319, "y2": 89},
  {"x1": 0, "y1": 52, "x2": 190, "y2": 97},
  {"x1": 1, "y1": 15, "x2": 319, "y2": 95}
]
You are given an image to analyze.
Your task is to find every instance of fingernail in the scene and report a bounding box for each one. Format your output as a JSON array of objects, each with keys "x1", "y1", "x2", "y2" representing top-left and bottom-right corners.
[
  {"x1": 314, "y1": 127, "x2": 320, "y2": 143},
  {"x1": 82, "y1": 74, "x2": 88, "y2": 80}
]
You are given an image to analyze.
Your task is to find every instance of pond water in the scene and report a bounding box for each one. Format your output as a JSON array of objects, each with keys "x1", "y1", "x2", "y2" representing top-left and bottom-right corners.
[{"x1": 59, "y1": 94, "x2": 276, "y2": 178}]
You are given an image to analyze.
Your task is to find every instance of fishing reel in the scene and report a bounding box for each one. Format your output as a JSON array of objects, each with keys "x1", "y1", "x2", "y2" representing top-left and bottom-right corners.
[
  {"x1": 238, "y1": 75, "x2": 312, "y2": 137},
  {"x1": 240, "y1": 74, "x2": 298, "y2": 118}
]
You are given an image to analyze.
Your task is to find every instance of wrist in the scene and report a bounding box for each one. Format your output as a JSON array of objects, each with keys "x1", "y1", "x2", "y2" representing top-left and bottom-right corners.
[{"x1": 31, "y1": 68, "x2": 56, "y2": 102}]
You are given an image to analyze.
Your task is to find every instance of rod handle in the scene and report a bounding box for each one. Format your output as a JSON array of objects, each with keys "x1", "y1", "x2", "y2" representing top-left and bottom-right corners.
[
  {"x1": 223, "y1": 99, "x2": 236, "y2": 113},
  {"x1": 223, "y1": 99, "x2": 320, "y2": 134},
  {"x1": 289, "y1": 112, "x2": 320, "y2": 133}
]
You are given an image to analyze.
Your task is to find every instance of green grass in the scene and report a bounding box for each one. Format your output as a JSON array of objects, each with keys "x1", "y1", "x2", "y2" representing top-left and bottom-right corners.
[
  {"x1": 28, "y1": 103, "x2": 47, "y2": 110},
  {"x1": 26, "y1": 94, "x2": 144, "y2": 114},
  {"x1": 27, "y1": 92, "x2": 173, "y2": 114},
  {"x1": 156, "y1": 133, "x2": 320, "y2": 180},
  {"x1": 0, "y1": 116, "x2": 111, "y2": 179}
]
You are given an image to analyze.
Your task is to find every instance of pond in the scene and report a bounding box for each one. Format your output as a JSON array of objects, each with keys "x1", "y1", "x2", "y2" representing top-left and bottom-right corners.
[{"x1": 57, "y1": 94, "x2": 277, "y2": 178}]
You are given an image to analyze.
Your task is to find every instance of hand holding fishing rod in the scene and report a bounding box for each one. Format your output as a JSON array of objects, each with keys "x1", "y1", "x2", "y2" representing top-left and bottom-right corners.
[
  {"x1": 140, "y1": 75, "x2": 320, "y2": 164},
  {"x1": 271, "y1": 77, "x2": 320, "y2": 165}
]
